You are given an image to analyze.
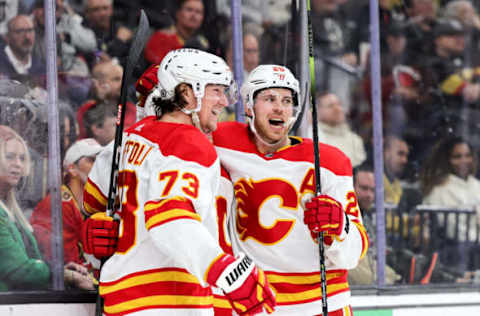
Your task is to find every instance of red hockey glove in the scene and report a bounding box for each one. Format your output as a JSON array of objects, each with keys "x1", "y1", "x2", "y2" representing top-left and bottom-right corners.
[
  {"x1": 207, "y1": 253, "x2": 276, "y2": 315},
  {"x1": 303, "y1": 194, "x2": 349, "y2": 245},
  {"x1": 135, "y1": 64, "x2": 159, "y2": 108},
  {"x1": 81, "y1": 212, "x2": 119, "y2": 259}
]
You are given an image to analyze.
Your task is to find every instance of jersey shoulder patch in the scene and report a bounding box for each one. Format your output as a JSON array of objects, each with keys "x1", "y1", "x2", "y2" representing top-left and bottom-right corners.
[
  {"x1": 61, "y1": 185, "x2": 73, "y2": 202},
  {"x1": 127, "y1": 117, "x2": 217, "y2": 167}
]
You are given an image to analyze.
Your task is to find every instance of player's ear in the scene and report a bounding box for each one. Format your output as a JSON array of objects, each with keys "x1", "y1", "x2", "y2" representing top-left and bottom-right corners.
[
  {"x1": 179, "y1": 84, "x2": 196, "y2": 109},
  {"x1": 244, "y1": 100, "x2": 253, "y2": 117}
]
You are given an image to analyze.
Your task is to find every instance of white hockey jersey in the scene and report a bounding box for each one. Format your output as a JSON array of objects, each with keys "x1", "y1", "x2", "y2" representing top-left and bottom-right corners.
[
  {"x1": 212, "y1": 122, "x2": 369, "y2": 315},
  {"x1": 84, "y1": 117, "x2": 229, "y2": 316}
]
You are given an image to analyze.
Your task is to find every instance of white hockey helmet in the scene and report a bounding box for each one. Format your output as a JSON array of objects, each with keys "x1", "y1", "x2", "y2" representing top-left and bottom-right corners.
[
  {"x1": 157, "y1": 48, "x2": 237, "y2": 114},
  {"x1": 241, "y1": 64, "x2": 300, "y2": 134}
]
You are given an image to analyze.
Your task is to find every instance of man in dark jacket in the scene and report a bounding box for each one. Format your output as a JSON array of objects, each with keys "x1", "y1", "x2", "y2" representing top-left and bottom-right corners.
[{"x1": 0, "y1": 15, "x2": 45, "y2": 80}]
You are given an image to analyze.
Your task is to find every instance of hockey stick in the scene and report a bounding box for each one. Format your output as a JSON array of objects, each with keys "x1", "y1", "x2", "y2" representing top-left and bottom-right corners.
[
  {"x1": 106, "y1": 10, "x2": 150, "y2": 217},
  {"x1": 306, "y1": 0, "x2": 328, "y2": 315},
  {"x1": 94, "y1": 10, "x2": 150, "y2": 316}
]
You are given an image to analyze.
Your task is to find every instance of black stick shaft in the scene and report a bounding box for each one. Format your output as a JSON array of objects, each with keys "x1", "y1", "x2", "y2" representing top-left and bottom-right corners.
[
  {"x1": 96, "y1": 11, "x2": 149, "y2": 316},
  {"x1": 306, "y1": 0, "x2": 328, "y2": 314},
  {"x1": 106, "y1": 10, "x2": 149, "y2": 217}
]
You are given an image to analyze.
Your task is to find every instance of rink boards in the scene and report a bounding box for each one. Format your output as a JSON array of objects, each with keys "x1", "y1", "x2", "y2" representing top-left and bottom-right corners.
[{"x1": 1, "y1": 291, "x2": 479, "y2": 315}]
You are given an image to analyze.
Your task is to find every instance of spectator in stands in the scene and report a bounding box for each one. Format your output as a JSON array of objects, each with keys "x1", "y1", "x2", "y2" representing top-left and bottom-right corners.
[
  {"x1": 348, "y1": 164, "x2": 401, "y2": 285},
  {"x1": 30, "y1": 0, "x2": 93, "y2": 107},
  {"x1": 224, "y1": 22, "x2": 261, "y2": 79},
  {"x1": 0, "y1": 124, "x2": 47, "y2": 291},
  {"x1": 0, "y1": 85, "x2": 78, "y2": 214},
  {"x1": 216, "y1": 0, "x2": 291, "y2": 27},
  {"x1": 0, "y1": 15, "x2": 44, "y2": 79},
  {"x1": 415, "y1": 19, "x2": 480, "y2": 152},
  {"x1": 83, "y1": 0, "x2": 132, "y2": 67},
  {"x1": 310, "y1": 0, "x2": 359, "y2": 112},
  {"x1": 114, "y1": 0, "x2": 175, "y2": 30},
  {"x1": 30, "y1": 138, "x2": 103, "y2": 267},
  {"x1": 31, "y1": 0, "x2": 94, "y2": 75},
  {"x1": 404, "y1": 0, "x2": 439, "y2": 61},
  {"x1": 76, "y1": 60, "x2": 135, "y2": 138},
  {"x1": 420, "y1": 135, "x2": 480, "y2": 279},
  {"x1": 0, "y1": 0, "x2": 18, "y2": 37},
  {"x1": 221, "y1": 23, "x2": 262, "y2": 121},
  {"x1": 420, "y1": 19, "x2": 471, "y2": 107},
  {"x1": 383, "y1": 134, "x2": 409, "y2": 206},
  {"x1": 90, "y1": 59, "x2": 122, "y2": 103},
  {"x1": 144, "y1": 0, "x2": 209, "y2": 64},
  {"x1": 217, "y1": 0, "x2": 292, "y2": 65},
  {"x1": 0, "y1": 125, "x2": 92, "y2": 290},
  {"x1": 354, "y1": 164, "x2": 376, "y2": 215},
  {"x1": 307, "y1": 91, "x2": 366, "y2": 167},
  {"x1": 443, "y1": 0, "x2": 480, "y2": 56},
  {"x1": 239, "y1": 31, "x2": 260, "y2": 77},
  {"x1": 348, "y1": 0, "x2": 407, "y2": 69},
  {"x1": 80, "y1": 101, "x2": 116, "y2": 146},
  {"x1": 382, "y1": 134, "x2": 422, "y2": 211},
  {"x1": 358, "y1": 22, "x2": 421, "y2": 146}
]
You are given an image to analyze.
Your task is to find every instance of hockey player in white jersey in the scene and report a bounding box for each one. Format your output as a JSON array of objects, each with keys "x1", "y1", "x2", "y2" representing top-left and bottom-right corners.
[
  {"x1": 211, "y1": 65, "x2": 369, "y2": 316},
  {"x1": 81, "y1": 49, "x2": 275, "y2": 316}
]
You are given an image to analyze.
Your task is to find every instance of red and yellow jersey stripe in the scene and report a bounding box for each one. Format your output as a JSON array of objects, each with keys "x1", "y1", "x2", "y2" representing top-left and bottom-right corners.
[
  {"x1": 83, "y1": 178, "x2": 108, "y2": 216},
  {"x1": 144, "y1": 196, "x2": 201, "y2": 231},
  {"x1": 213, "y1": 293, "x2": 233, "y2": 316},
  {"x1": 100, "y1": 268, "x2": 213, "y2": 316},
  {"x1": 265, "y1": 270, "x2": 350, "y2": 306},
  {"x1": 352, "y1": 219, "x2": 369, "y2": 260}
]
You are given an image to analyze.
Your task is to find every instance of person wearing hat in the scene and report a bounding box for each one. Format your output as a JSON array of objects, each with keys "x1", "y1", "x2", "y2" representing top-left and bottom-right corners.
[
  {"x1": 420, "y1": 18, "x2": 477, "y2": 107},
  {"x1": 411, "y1": 17, "x2": 480, "y2": 160},
  {"x1": 30, "y1": 138, "x2": 103, "y2": 275}
]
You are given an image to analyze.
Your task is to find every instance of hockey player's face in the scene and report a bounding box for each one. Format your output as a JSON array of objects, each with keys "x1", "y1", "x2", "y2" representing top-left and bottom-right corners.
[
  {"x1": 198, "y1": 84, "x2": 229, "y2": 133},
  {"x1": 252, "y1": 88, "x2": 294, "y2": 143}
]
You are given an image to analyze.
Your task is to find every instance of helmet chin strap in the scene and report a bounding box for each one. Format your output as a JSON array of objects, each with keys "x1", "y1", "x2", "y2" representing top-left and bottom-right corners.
[
  {"x1": 191, "y1": 111, "x2": 202, "y2": 131},
  {"x1": 184, "y1": 96, "x2": 211, "y2": 135}
]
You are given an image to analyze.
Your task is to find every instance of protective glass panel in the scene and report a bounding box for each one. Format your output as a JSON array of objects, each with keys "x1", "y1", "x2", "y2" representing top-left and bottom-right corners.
[
  {"x1": 0, "y1": 9, "x2": 53, "y2": 291},
  {"x1": 0, "y1": 1, "x2": 95, "y2": 292}
]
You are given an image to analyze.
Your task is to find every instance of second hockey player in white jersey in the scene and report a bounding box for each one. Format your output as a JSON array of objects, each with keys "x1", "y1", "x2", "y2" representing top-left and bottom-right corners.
[{"x1": 212, "y1": 65, "x2": 369, "y2": 316}]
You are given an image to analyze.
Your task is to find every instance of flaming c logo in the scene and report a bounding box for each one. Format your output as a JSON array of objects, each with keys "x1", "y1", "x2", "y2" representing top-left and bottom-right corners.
[{"x1": 234, "y1": 178, "x2": 297, "y2": 244}]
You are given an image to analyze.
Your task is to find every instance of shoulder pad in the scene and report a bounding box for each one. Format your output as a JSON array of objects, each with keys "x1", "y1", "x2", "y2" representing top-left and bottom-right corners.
[{"x1": 128, "y1": 118, "x2": 217, "y2": 167}]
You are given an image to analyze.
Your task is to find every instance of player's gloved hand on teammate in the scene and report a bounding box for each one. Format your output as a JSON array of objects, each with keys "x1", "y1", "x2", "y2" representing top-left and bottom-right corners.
[
  {"x1": 302, "y1": 194, "x2": 349, "y2": 245},
  {"x1": 207, "y1": 253, "x2": 276, "y2": 315},
  {"x1": 135, "y1": 63, "x2": 159, "y2": 107},
  {"x1": 81, "y1": 212, "x2": 119, "y2": 259}
]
